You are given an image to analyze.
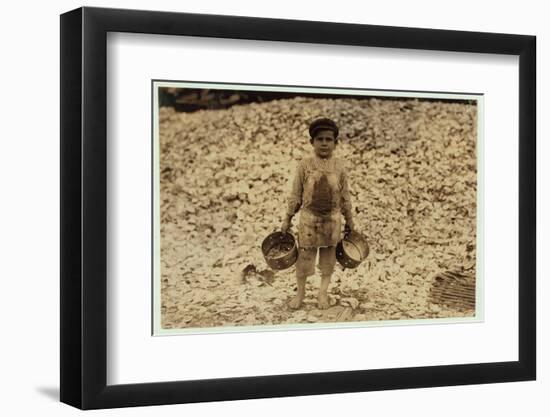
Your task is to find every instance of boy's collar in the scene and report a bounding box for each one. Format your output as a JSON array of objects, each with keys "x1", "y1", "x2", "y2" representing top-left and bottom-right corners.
[{"x1": 314, "y1": 154, "x2": 334, "y2": 161}]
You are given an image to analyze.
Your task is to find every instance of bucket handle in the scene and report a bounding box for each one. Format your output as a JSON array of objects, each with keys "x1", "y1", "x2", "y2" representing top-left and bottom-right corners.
[{"x1": 344, "y1": 223, "x2": 351, "y2": 238}]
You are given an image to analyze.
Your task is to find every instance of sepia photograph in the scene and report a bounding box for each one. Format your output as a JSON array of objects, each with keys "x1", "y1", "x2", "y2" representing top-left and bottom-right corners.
[{"x1": 152, "y1": 81, "x2": 482, "y2": 334}]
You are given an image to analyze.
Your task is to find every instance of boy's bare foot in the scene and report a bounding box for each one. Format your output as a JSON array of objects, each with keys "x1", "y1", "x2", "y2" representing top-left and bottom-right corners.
[
  {"x1": 289, "y1": 293, "x2": 304, "y2": 309},
  {"x1": 317, "y1": 293, "x2": 330, "y2": 309}
]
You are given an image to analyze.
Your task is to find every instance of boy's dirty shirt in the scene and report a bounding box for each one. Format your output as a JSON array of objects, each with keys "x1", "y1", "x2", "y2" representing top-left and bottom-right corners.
[{"x1": 287, "y1": 156, "x2": 353, "y2": 248}]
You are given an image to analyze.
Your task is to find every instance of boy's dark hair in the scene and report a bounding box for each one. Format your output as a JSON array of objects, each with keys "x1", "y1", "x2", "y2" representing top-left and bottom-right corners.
[{"x1": 309, "y1": 118, "x2": 339, "y2": 144}]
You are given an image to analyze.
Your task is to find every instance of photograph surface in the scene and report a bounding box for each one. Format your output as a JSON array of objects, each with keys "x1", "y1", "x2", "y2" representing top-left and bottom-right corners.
[{"x1": 152, "y1": 81, "x2": 482, "y2": 335}]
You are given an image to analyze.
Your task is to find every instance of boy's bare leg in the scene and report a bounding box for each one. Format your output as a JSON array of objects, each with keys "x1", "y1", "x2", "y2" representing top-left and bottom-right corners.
[
  {"x1": 289, "y1": 247, "x2": 316, "y2": 309},
  {"x1": 318, "y1": 274, "x2": 331, "y2": 309},
  {"x1": 317, "y1": 246, "x2": 336, "y2": 309},
  {"x1": 289, "y1": 274, "x2": 307, "y2": 309}
]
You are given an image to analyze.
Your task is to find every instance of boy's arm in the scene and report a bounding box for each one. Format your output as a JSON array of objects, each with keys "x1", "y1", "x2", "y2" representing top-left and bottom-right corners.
[
  {"x1": 340, "y1": 170, "x2": 355, "y2": 231},
  {"x1": 282, "y1": 162, "x2": 304, "y2": 231}
]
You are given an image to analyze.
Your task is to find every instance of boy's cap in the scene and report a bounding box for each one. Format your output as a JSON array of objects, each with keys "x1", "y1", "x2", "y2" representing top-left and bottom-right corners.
[{"x1": 309, "y1": 117, "x2": 339, "y2": 139}]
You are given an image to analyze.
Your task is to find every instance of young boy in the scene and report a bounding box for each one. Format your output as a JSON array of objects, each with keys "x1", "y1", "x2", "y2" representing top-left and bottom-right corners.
[{"x1": 281, "y1": 117, "x2": 355, "y2": 309}]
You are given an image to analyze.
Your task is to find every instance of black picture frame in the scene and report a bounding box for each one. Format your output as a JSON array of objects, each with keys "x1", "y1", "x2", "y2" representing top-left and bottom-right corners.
[{"x1": 60, "y1": 6, "x2": 536, "y2": 410}]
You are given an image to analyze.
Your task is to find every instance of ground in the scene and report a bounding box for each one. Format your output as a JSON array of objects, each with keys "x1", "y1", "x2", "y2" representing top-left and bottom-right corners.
[{"x1": 158, "y1": 96, "x2": 477, "y2": 331}]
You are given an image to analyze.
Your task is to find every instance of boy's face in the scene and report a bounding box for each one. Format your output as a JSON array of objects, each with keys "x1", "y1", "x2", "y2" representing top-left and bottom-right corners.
[{"x1": 312, "y1": 129, "x2": 336, "y2": 159}]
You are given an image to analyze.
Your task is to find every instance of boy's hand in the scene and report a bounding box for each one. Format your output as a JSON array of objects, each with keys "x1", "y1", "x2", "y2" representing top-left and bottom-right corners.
[
  {"x1": 281, "y1": 216, "x2": 292, "y2": 233},
  {"x1": 345, "y1": 221, "x2": 355, "y2": 234}
]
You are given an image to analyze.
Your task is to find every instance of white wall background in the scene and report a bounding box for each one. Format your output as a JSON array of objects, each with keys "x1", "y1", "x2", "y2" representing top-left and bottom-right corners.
[{"x1": 0, "y1": 0, "x2": 545, "y2": 415}]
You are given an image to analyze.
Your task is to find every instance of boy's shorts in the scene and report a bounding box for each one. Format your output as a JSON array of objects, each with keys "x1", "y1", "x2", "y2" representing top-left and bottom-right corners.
[
  {"x1": 295, "y1": 246, "x2": 336, "y2": 278},
  {"x1": 297, "y1": 209, "x2": 341, "y2": 248}
]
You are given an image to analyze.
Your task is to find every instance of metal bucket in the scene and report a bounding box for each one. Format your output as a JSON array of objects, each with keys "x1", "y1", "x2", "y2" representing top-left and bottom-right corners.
[
  {"x1": 336, "y1": 230, "x2": 369, "y2": 269},
  {"x1": 261, "y1": 231, "x2": 298, "y2": 270}
]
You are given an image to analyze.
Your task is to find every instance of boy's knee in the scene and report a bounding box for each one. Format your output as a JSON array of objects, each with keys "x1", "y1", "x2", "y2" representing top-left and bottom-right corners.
[
  {"x1": 318, "y1": 246, "x2": 336, "y2": 275},
  {"x1": 296, "y1": 262, "x2": 315, "y2": 278},
  {"x1": 296, "y1": 247, "x2": 316, "y2": 277},
  {"x1": 319, "y1": 263, "x2": 335, "y2": 277}
]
